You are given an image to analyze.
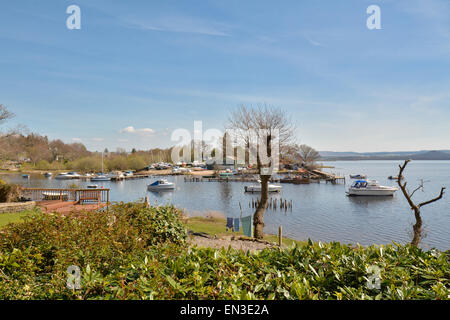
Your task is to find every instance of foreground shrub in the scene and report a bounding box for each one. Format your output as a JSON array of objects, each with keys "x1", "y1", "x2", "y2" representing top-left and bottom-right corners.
[
  {"x1": 0, "y1": 202, "x2": 187, "y2": 298},
  {"x1": 0, "y1": 203, "x2": 447, "y2": 300},
  {"x1": 0, "y1": 179, "x2": 21, "y2": 202}
]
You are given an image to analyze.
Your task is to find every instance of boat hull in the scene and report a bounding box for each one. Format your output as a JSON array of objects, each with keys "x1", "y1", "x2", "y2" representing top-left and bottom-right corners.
[
  {"x1": 91, "y1": 177, "x2": 111, "y2": 181},
  {"x1": 147, "y1": 185, "x2": 175, "y2": 191},
  {"x1": 347, "y1": 188, "x2": 397, "y2": 196},
  {"x1": 244, "y1": 185, "x2": 281, "y2": 193}
]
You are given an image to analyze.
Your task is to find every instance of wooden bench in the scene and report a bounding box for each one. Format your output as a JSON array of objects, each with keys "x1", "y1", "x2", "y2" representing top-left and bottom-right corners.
[{"x1": 78, "y1": 190, "x2": 101, "y2": 204}]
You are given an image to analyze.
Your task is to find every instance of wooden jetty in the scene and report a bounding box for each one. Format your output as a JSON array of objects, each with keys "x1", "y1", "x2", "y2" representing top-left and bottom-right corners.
[
  {"x1": 21, "y1": 188, "x2": 110, "y2": 214},
  {"x1": 310, "y1": 170, "x2": 346, "y2": 184},
  {"x1": 110, "y1": 174, "x2": 150, "y2": 181}
]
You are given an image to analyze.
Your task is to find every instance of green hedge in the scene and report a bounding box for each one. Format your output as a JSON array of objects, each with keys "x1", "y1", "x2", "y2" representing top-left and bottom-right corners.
[{"x1": 0, "y1": 203, "x2": 448, "y2": 300}]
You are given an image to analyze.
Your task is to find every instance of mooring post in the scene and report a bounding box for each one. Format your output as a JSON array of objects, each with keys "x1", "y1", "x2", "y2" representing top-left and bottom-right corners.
[{"x1": 278, "y1": 226, "x2": 282, "y2": 247}]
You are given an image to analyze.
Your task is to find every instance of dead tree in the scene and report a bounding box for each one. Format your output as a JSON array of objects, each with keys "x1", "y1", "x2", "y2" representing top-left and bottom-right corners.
[{"x1": 397, "y1": 160, "x2": 445, "y2": 247}]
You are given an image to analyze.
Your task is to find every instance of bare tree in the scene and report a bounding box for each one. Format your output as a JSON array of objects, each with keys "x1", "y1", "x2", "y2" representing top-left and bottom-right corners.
[
  {"x1": 397, "y1": 160, "x2": 446, "y2": 247},
  {"x1": 297, "y1": 144, "x2": 320, "y2": 167},
  {"x1": 0, "y1": 104, "x2": 14, "y2": 125},
  {"x1": 228, "y1": 104, "x2": 296, "y2": 239}
]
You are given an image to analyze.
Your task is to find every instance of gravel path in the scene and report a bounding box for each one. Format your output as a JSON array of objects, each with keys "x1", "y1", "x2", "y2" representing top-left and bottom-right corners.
[{"x1": 189, "y1": 234, "x2": 276, "y2": 251}]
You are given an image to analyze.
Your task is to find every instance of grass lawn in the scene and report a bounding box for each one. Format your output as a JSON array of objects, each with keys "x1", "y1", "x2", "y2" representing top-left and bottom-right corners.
[
  {"x1": 0, "y1": 210, "x2": 33, "y2": 228},
  {"x1": 185, "y1": 216, "x2": 306, "y2": 247}
]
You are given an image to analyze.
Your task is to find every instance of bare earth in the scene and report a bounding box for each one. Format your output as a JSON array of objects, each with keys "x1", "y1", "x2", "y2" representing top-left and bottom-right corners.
[{"x1": 189, "y1": 234, "x2": 275, "y2": 251}]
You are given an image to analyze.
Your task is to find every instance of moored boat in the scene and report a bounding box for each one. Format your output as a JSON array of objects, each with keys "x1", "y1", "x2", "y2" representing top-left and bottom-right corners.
[
  {"x1": 347, "y1": 180, "x2": 398, "y2": 196},
  {"x1": 244, "y1": 180, "x2": 282, "y2": 193},
  {"x1": 55, "y1": 172, "x2": 81, "y2": 179},
  {"x1": 147, "y1": 179, "x2": 175, "y2": 191},
  {"x1": 350, "y1": 174, "x2": 367, "y2": 179},
  {"x1": 91, "y1": 173, "x2": 111, "y2": 181}
]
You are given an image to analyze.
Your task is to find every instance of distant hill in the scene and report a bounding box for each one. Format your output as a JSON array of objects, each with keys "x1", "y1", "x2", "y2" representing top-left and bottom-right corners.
[{"x1": 319, "y1": 150, "x2": 450, "y2": 161}]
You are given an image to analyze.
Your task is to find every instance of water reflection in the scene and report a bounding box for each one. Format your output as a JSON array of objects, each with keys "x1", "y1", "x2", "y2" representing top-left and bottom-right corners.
[{"x1": 347, "y1": 195, "x2": 396, "y2": 207}]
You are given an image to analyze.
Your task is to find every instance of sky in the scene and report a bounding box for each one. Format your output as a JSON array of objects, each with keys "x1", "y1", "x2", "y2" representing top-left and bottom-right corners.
[{"x1": 0, "y1": 0, "x2": 449, "y2": 152}]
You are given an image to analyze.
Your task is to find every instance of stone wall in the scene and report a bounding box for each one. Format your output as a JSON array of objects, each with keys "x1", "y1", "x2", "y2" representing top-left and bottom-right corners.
[{"x1": 0, "y1": 201, "x2": 36, "y2": 214}]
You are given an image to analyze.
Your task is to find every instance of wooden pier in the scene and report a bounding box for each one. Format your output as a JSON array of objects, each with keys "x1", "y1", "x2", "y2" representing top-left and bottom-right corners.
[{"x1": 21, "y1": 188, "x2": 110, "y2": 214}]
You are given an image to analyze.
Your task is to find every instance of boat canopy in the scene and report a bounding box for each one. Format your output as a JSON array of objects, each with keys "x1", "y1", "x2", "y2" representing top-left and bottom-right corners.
[
  {"x1": 149, "y1": 180, "x2": 166, "y2": 186},
  {"x1": 352, "y1": 180, "x2": 368, "y2": 188}
]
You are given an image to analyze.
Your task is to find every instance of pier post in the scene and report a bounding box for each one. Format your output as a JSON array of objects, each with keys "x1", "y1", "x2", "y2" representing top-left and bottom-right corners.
[{"x1": 278, "y1": 226, "x2": 282, "y2": 247}]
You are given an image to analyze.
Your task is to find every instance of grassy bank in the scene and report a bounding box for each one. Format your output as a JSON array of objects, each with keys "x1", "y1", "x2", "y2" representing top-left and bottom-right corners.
[
  {"x1": 0, "y1": 210, "x2": 34, "y2": 228},
  {"x1": 186, "y1": 216, "x2": 306, "y2": 247}
]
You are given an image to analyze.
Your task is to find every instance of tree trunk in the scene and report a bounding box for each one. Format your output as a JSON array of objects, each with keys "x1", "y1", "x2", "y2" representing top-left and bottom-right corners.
[
  {"x1": 253, "y1": 175, "x2": 269, "y2": 239},
  {"x1": 411, "y1": 208, "x2": 423, "y2": 247}
]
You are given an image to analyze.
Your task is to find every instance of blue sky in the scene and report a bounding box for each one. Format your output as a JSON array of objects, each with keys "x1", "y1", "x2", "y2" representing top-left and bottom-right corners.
[{"x1": 0, "y1": 0, "x2": 449, "y2": 152}]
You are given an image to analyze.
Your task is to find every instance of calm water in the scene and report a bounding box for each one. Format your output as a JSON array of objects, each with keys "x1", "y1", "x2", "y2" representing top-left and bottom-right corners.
[{"x1": 3, "y1": 161, "x2": 449, "y2": 250}]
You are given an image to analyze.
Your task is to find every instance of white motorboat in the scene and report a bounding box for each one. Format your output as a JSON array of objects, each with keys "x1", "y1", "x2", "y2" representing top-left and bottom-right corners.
[
  {"x1": 55, "y1": 172, "x2": 81, "y2": 179},
  {"x1": 350, "y1": 174, "x2": 367, "y2": 179},
  {"x1": 106, "y1": 171, "x2": 124, "y2": 179},
  {"x1": 91, "y1": 173, "x2": 111, "y2": 181},
  {"x1": 347, "y1": 180, "x2": 398, "y2": 196},
  {"x1": 244, "y1": 180, "x2": 282, "y2": 193},
  {"x1": 147, "y1": 179, "x2": 175, "y2": 191}
]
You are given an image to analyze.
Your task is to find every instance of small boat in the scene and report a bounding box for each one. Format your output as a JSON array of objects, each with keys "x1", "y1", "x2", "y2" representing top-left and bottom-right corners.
[
  {"x1": 55, "y1": 172, "x2": 81, "y2": 179},
  {"x1": 388, "y1": 175, "x2": 402, "y2": 180},
  {"x1": 219, "y1": 172, "x2": 233, "y2": 178},
  {"x1": 124, "y1": 171, "x2": 134, "y2": 177},
  {"x1": 147, "y1": 179, "x2": 175, "y2": 191},
  {"x1": 244, "y1": 180, "x2": 282, "y2": 193},
  {"x1": 87, "y1": 184, "x2": 99, "y2": 189},
  {"x1": 44, "y1": 172, "x2": 52, "y2": 178},
  {"x1": 106, "y1": 171, "x2": 124, "y2": 180},
  {"x1": 347, "y1": 180, "x2": 398, "y2": 196},
  {"x1": 22, "y1": 174, "x2": 30, "y2": 179},
  {"x1": 350, "y1": 174, "x2": 367, "y2": 179},
  {"x1": 42, "y1": 191, "x2": 70, "y2": 201},
  {"x1": 91, "y1": 173, "x2": 111, "y2": 182}
]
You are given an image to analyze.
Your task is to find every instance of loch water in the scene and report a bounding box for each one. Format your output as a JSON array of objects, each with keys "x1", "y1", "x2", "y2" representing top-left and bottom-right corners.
[{"x1": 4, "y1": 160, "x2": 449, "y2": 250}]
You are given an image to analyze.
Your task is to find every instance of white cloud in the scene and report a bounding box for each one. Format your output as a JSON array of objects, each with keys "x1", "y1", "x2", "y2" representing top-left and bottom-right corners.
[
  {"x1": 119, "y1": 126, "x2": 154, "y2": 135},
  {"x1": 120, "y1": 126, "x2": 136, "y2": 133}
]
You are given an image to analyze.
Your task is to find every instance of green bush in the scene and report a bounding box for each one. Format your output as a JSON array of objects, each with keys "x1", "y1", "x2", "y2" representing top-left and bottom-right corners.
[
  {"x1": 0, "y1": 202, "x2": 187, "y2": 298},
  {"x1": 0, "y1": 202, "x2": 447, "y2": 300},
  {"x1": 0, "y1": 179, "x2": 21, "y2": 202}
]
